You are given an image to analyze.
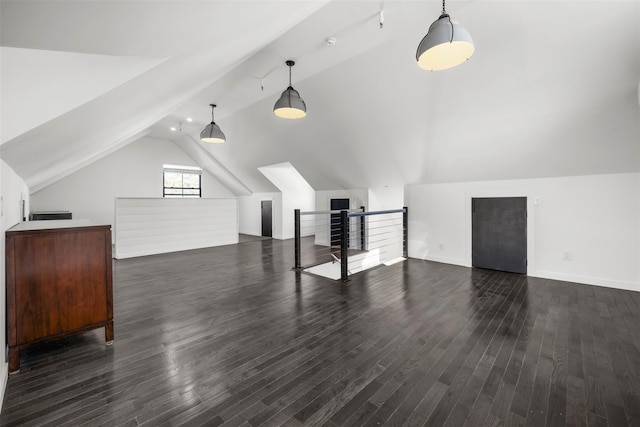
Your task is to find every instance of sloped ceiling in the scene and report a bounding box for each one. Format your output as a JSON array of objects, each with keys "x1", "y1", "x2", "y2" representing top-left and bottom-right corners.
[
  {"x1": 1, "y1": 1, "x2": 639, "y2": 195},
  {"x1": 0, "y1": 0, "x2": 330, "y2": 192},
  {"x1": 1, "y1": 47, "x2": 168, "y2": 142}
]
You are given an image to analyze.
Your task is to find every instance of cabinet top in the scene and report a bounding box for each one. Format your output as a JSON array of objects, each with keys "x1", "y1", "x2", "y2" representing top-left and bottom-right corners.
[{"x1": 6, "y1": 220, "x2": 111, "y2": 235}]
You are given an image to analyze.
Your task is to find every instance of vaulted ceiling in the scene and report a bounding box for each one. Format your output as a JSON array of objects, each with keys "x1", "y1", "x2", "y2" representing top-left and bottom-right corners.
[{"x1": 2, "y1": 1, "x2": 639, "y2": 195}]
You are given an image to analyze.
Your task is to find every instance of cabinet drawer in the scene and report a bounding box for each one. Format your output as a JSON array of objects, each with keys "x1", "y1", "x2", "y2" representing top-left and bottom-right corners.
[{"x1": 13, "y1": 230, "x2": 109, "y2": 344}]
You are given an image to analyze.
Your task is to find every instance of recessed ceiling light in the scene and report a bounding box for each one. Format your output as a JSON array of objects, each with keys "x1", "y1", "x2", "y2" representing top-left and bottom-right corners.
[
  {"x1": 170, "y1": 127, "x2": 177, "y2": 132},
  {"x1": 186, "y1": 117, "x2": 193, "y2": 122}
]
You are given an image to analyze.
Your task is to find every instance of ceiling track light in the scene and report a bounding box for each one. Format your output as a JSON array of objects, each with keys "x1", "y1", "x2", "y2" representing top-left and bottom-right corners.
[
  {"x1": 200, "y1": 104, "x2": 226, "y2": 143},
  {"x1": 273, "y1": 60, "x2": 307, "y2": 119},
  {"x1": 416, "y1": 0, "x2": 474, "y2": 71}
]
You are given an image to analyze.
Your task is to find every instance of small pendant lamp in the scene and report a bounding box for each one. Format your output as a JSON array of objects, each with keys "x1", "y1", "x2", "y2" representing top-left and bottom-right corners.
[
  {"x1": 273, "y1": 60, "x2": 307, "y2": 119},
  {"x1": 416, "y1": 0, "x2": 474, "y2": 71},
  {"x1": 200, "y1": 104, "x2": 226, "y2": 143}
]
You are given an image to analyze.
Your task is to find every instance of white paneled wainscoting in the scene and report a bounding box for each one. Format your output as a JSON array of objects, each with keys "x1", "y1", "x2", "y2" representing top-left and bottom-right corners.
[{"x1": 114, "y1": 197, "x2": 238, "y2": 259}]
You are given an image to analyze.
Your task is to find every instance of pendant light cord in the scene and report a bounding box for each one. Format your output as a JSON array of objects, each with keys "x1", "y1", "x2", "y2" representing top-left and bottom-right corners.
[
  {"x1": 441, "y1": 0, "x2": 455, "y2": 44},
  {"x1": 288, "y1": 64, "x2": 293, "y2": 88}
]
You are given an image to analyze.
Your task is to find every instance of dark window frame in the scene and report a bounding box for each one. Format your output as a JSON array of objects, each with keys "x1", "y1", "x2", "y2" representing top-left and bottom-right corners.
[{"x1": 163, "y1": 169, "x2": 202, "y2": 198}]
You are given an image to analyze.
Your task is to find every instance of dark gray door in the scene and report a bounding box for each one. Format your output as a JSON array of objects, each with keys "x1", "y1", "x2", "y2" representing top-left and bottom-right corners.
[
  {"x1": 472, "y1": 197, "x2": 527, "y2": 274},
  {"x1": 330, "y1": 198, "x2": 350, "y2": 247},
  {"x1": 261, "y1": 201, "x2": 272, "y2": 238}
]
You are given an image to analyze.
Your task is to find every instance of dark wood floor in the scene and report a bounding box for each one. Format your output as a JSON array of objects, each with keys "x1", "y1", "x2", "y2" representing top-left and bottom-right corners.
[
  {"x1": 238, "y1": 234, "x2": 272, "y2": 244},
  {"x1": 2, "y1": 238, "x2": 640, "y2": 426}
]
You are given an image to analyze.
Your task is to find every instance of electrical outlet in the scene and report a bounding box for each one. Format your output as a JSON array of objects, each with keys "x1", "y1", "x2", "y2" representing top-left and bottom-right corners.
[{"x1": 562, "y1": 250, "x2": 571, "y2": 261}]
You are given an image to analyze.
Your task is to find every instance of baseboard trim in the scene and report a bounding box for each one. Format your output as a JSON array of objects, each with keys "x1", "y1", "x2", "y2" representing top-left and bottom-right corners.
[
  {"x1": 423, "y1": 255, "x2": 467, "y2": 267},
  {"x1": 414, "y1": 256, "x2": 640, "y2": 293},
  {"x1": 272, "y1": 234, "x2": 294, "y2": 241},
  {"x1": 533, "y1": 270, "x2": 639, "y2": 292},
  {"x1": 0, "y1": 361, "x2": 8, "y2": 413}
]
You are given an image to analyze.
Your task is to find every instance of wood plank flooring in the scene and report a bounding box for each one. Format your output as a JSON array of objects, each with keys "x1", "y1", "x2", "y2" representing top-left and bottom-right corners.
[{"x1": 2, "y1": 238, "x2": 640, "y2": 426}]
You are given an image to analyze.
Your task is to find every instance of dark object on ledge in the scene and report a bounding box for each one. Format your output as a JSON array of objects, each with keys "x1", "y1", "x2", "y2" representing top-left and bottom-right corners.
[
  {"x1": 30, "y1": 211, "x2": 72, "y2": 220},
  {"x1": 5, "y1": 220, "x2": 114, "y2": 373}
]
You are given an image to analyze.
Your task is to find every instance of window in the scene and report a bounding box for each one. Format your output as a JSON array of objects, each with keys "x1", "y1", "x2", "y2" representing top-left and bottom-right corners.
[{"x1": 163, "y1": 164, "x2": 202, "y2": 198}]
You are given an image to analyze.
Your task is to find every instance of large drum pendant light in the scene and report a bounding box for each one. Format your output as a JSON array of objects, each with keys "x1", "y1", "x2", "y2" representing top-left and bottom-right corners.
[
  {"x1": 273, "y1": 60, "x2": 307, "y2": 119},
  {"x1": 200, "y1": 104, "x2": 226, "y2": 143},
  {"x1": 416, "y1": 0, "x2": 474, "y2": 71}
]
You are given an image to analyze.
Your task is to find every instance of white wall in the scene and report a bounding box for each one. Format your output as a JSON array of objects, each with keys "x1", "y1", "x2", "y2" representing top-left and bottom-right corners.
[
  {"x1": 368, "y1": 186, "x2": 404, "y2": 211},
  {"x1": 406, "y1": 173, "x2": 640, "y2": 291},
  {"x1": 313, "y1": 189, "x2": 368, "y2": 247},
  {"x1": 367, "y1": 186, "x2": 405, "y2": 261},
  {"x1": 315, "y1": 189, "x2": 368, "y2": 212},
  {"x1": 30, "y1": 137, "x2": 233, "y2": 236},
  {"x1": 238, "y1": 192, "x2": 281, "y2": 237},
  {"x1": 0, "y1": 159, "x2": 30, "y2": 412},
  {"x1": 281, "y1": 192, "x2": 314, "y2": 240},
  {"x1": 258, "y1": 162, "x2": 315, "y2": 240}
]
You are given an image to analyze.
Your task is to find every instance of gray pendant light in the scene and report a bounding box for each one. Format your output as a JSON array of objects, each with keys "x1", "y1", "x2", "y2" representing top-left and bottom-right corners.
[
  {"x1": 200, "y1": 104, "x2": 226, "y2": 143},
  {"x1": 273, "y1": 60, "x2": 307, "y2": 119},
  {"x1": 416, "y1": 0, "x2": 474, "y2": 71}
]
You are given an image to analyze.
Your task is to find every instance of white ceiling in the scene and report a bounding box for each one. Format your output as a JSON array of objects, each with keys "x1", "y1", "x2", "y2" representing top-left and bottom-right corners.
[{"x1": 1, "y1": 1, "x2": 639, "y2": 194}]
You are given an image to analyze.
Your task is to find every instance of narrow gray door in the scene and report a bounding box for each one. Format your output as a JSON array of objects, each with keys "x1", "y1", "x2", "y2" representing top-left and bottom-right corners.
[
  {"x1": 472, "y1": 197, "x2": 527, "y2": 274},
  {"x1": 261, "y1": 201, "x2": 272, "y2": 237}
]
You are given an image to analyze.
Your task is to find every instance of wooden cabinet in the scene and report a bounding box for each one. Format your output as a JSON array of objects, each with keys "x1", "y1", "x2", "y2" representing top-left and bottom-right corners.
[{"x1": 6, "y1": 220, "x2": 114, "y2": 373}]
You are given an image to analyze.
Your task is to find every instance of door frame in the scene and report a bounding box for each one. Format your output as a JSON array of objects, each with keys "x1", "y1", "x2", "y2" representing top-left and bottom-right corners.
[
  {"x1": 464, "y1": 191, "x2": 536, "y2": 275},
  {"x1": 261, "y1": 200, "x2": 273, "y2": 238},
  {"x1": 330, "y1": 198, "x2": 351, "y2": 248}
]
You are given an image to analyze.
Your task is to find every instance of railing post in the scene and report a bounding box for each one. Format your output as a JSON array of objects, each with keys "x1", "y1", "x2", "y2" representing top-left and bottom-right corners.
[
  {"x1": 403, "y1": 206, "x2": 408, "y2": 259},
  {"x1": 341, "y1": 210, "x2": 349, "y2": 282},
  {"x1": 294, "y1": 209, "x2": 301, "y2": 270},
  {"x1": 360, "y1": 205, "x2": 365, "y2": 251}
]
